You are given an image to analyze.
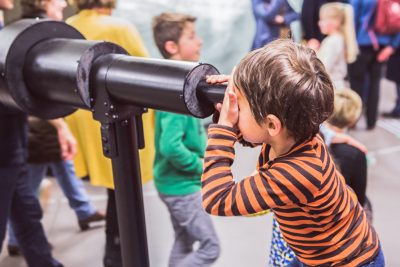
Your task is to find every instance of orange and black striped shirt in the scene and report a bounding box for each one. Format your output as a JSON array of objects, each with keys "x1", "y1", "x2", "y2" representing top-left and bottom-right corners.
[{"x1": 202, "y1": 125, "x2": 380, "y2": 266}]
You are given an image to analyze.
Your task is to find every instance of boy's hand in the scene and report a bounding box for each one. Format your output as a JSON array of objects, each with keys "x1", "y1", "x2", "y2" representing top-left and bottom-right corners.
[
  {"x1": 206, "y1": 70, "x2": 239, "y2": 128},
  {"x1": 206, "y1": 74, "x2": 230, "y2": 84},
  {"x1": 217, "y1": 75, "x2": 239, "y2": 128}
]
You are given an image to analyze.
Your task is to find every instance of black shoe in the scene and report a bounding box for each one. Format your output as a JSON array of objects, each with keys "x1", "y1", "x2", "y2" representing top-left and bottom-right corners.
[
  {"x1": 382, "y1": 111, "x2": 400, "y2": 118},
  {"x1": 7, "y1": 245, "x2": 21, "y2": 257},
  {"x1": 78, "y1": 211, "x2": 105, "y2": 231}
]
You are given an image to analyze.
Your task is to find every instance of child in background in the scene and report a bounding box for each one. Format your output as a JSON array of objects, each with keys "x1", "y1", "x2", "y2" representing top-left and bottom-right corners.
[
  {"x1": 310, "y1": 2, "x2": 358, "y2": 89},
  {"x1": 327, "y1": 88, "x2": 373, "y2": 222},
  {"x1": 205, "y1": 39, "x2": 383, "y2": 266},
  {"x1": 152, "y1": 13, "x2": 220, "y2": 267}
]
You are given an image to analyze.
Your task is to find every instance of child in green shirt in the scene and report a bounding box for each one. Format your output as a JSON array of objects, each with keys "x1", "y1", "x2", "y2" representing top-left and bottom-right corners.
[{"x1": 152, "y1": 12, "x2": 220, "y2": 267}]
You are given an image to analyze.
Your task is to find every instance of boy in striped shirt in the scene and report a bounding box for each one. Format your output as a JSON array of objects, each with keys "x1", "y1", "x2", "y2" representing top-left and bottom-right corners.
[{"x1": 203, "y1": 39, "x2": 383, "y2": 266}]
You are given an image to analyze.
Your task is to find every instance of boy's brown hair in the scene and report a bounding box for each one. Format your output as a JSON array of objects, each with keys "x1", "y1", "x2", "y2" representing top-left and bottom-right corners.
[
  {"x1": 233, "y1": 39, "x2": 334, "y2": 142},
  {"x1": 152, "y1": 12, "x2": 196, "y2": 59}
]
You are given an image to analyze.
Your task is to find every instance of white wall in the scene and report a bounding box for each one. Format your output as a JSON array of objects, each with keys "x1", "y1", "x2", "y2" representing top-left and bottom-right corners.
[{"x1": 113, "y1": 0, "x2": 255, "y2": 74}]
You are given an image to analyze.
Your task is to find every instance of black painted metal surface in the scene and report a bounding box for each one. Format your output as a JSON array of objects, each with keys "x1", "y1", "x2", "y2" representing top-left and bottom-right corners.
[
  {"x1": 0, "y1": 19, "x2": 227, "y2": 267},
  {"x1": 0, "y1": 19, "x2": 82, "y2": 118}
]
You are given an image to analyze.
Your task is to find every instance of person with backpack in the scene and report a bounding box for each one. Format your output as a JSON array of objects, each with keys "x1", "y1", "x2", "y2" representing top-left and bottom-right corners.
[{"x1": 349, "y1": 0, "x2": 400, "y2": 129}]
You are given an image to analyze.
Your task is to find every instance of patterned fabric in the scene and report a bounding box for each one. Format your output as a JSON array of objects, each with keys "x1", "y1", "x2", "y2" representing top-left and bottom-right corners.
[{"x1": 269, "y1": 218, "x2": 295, "y2": 267}]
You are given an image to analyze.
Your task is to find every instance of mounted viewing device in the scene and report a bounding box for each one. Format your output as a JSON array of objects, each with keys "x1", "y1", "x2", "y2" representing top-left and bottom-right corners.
[{"x1": 0, "y1": 19, "x2": 226, "y2": 267}]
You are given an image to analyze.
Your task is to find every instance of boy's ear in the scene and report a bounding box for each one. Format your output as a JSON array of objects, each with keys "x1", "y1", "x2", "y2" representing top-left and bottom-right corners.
[
  {"x1": 164, "y1": 40, "x2": 179, "y2": 56},
  {"x1": 265, "y1": 114, "x2": 282, "y2": 137}
]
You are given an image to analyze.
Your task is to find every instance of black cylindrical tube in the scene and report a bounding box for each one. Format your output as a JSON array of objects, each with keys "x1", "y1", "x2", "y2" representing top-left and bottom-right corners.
[
  {"x1": 196, "y1": 80, "x2": 226, "y2": 104},
  {"x1": 105, "y1": 55, "x2": 195, "y2": 114},
  {"x1": 110, "y1": 118, "x2": 149, "y2": 267},
  {"x1": 24, "y1": 38, "x2": 97, "y2": 109}
]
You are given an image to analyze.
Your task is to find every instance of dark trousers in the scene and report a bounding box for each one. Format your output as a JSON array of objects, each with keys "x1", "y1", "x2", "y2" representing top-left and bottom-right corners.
[
  {"x1": 0, "y1": 164, "x2": 62, "y2": 267},
  {"x1": 348, "y1": 46, "x2": 384, "y2": 128},
  {"x1": 393, "y1": 84, "x2": 400, "y2": 113},
  {"x1": 103, "y1": 189, "x2": 122, "y2": 267}
]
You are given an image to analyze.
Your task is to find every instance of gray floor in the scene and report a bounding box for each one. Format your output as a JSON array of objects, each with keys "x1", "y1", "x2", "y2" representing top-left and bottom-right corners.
[{"x1": 1, "y1": 79, "x2": 400, "y2": 267}]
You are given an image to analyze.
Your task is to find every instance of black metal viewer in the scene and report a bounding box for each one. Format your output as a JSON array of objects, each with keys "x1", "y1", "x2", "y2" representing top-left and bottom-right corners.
[{"x1": 0, "y1": 19, "x2": 226, "y2": 267}]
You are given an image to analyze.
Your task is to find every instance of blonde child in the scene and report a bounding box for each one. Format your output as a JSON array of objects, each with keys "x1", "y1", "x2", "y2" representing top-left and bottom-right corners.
[
  {"x1": 328, "y1": 88, "x2": 374, "y2": 222},
  {"x1": 312, "y1": 3, "x2": 358, "y2": 89}
]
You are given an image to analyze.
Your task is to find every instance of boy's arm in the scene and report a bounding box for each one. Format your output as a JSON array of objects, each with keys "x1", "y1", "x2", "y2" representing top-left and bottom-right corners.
[
  {"x1": 202, "y1": 124, "x2": 321, "y2": 216},
  {"x1": 159, "y1": 113, "x2": 203, "y2": 176}
]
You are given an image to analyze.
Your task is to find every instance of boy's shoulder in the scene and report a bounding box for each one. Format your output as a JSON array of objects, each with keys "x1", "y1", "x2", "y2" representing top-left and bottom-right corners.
[{"x1": 271, "y1": 135, "x2": 325, "y2": 165}]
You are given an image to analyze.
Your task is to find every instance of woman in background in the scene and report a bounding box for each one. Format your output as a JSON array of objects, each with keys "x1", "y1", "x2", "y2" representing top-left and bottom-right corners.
[{"x1": 65, "y1": 1, "x2": 155, "y2": 266}]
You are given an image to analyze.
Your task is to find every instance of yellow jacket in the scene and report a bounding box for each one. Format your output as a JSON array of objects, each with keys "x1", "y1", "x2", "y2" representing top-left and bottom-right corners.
[{"x1": 65, "y1": 10, "x2": 154, "y2": 189}]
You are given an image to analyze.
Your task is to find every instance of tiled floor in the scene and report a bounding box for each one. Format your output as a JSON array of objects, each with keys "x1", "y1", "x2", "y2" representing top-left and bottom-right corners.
[{"x1": 1, "y1": 79, "x2": 400, "y2": 266}]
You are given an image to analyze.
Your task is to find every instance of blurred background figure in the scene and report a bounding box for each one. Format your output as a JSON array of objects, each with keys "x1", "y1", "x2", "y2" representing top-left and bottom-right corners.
[
  {"x1": 152, "y1": 12, "x2": 220, "y2": 267},
  {"x1": 327, "y1": 88, "x2": 373, "y2": 222},
  {"x1": 0, "y1": 0, "x2": 63, "y2": 266},
  {"x1": 251, "y1": 0, "x2": 299, "y2": 49},
  {"x1": 6, "y1": 0, "x2": 105, "y2": 257},
  {"x1": 301, "y1": 0, "x2": 349, "y2": 49},
  {"x1": 348, "y1": 0, "x2": 400, "y2": 130},
  {"x1": 312, "y1": 2, "x2": 358, "y2": 89},
  {"x1": 65, "y1": 0, "x2": 155, "y2": 266}
]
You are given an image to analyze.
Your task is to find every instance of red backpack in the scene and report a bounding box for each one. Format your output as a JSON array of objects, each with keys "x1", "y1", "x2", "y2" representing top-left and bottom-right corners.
[{"x1": 374, "y1": 0, "x2": 400, "y2": 34}]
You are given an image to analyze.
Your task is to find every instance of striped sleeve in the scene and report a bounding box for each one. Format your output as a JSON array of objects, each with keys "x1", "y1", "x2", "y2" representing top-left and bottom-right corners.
[{"x1": 201, "y1": 125, "x2": 322, "y2": 216}]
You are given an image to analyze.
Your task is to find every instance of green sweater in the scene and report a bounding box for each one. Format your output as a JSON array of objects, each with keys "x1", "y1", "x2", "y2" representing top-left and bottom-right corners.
[{"x1": 153, "y1": 111, "x2": 207, "y2": 195}]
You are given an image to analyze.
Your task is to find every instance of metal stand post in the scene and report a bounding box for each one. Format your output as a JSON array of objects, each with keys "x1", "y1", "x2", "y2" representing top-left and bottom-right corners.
[{"x1": 101, "y1": 115, "x2": 149, "y2": 267}]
